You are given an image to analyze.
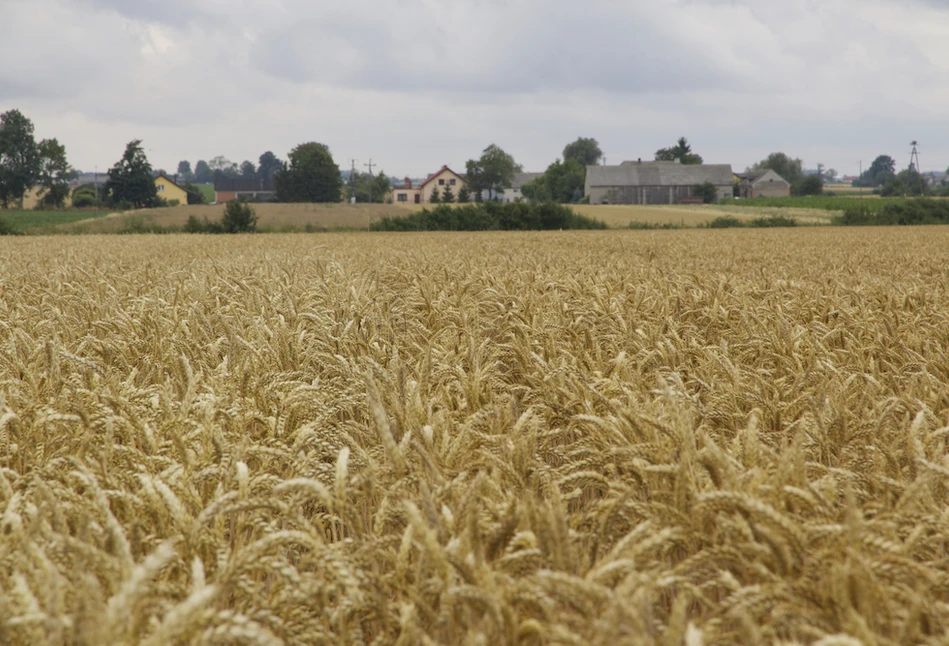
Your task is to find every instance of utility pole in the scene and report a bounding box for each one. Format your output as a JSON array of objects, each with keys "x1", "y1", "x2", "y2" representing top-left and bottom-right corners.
[
  {"x1": 94, "y1": 165, "x2": 99, "y2": 203},
  {"x1": 909, "y1": 141, "x2": 924, "y2": 196},
  {"x1": 349, "y1": 159, "x2": 357, "y2": 204},
  {"x1": 859, "y1": 160, "x2": 862, "y2": 196},
  {"x1": 364, "y1": 159, "x2": 375, "y2": 203}
]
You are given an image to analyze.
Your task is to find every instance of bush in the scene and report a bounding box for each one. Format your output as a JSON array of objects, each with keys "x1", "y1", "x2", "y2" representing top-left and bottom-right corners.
[
  {"x1": 833, "y1": 199, "x2": 949, "y2": 226},
  {"x1": 749, "y1": 215, "x2": 797, "y2": 227},
  {"x1": 221, "y1": 199, "x2": 258, "y2": 233},
  {"x1": 0, "y1": 216, "x2": 22, "y2": 236},
  {"x1": 184, "y1": 215, "x2": 224, "y2": 234},
  {"x1": 707, "y1": 216, "x2": 743, "y2": 228},
  {"x1": 693, "y1": 182, "x2": 719, "y2": 204},
  {"x1": 370, "y1": 202, "x2": 606, "y2": 232}
]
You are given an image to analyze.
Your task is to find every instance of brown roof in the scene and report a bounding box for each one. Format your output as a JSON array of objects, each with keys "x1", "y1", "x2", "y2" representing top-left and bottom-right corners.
[{"x1": 419, "y1": 166, "x2": 464, "y2": 189}]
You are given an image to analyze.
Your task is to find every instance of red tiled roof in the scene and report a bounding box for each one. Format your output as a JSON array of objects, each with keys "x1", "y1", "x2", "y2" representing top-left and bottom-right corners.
[{"x1": 419, "y1": 165, "x2": 464, "y2": 189}]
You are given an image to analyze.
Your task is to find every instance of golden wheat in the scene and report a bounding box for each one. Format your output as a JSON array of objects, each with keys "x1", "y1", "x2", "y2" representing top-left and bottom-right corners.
[{"x1": 2, "y1": 228, "x2": 949, "y2": 644}]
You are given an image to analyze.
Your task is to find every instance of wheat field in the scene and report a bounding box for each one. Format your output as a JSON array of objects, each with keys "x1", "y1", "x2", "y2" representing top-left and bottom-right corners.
[{"x1": 2, "y1": 229, "x2": 949, "y2": 645}]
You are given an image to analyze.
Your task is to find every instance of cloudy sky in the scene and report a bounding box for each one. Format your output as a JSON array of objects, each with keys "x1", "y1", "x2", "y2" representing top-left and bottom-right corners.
[{"x1": 3, "y1": 0, "x2": 948, "y2": 178}]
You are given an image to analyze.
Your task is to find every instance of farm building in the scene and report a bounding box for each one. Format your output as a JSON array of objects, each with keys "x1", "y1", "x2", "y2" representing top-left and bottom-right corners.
[
  {"x1": 501, "y1": 172, "x2": 544, "y2": 203},
  {"x1": 585, "y1": 160, "x2": 734, "y2": 205},
  {"x1": 391, "y1": 166, "x2": 466, "y2": 204},
  {"x1": 736, "y1": 169, "x2": 791, "y2": 198},
  {"x1": 214, "y1": 178, "x2": 275, "y2": 203}
]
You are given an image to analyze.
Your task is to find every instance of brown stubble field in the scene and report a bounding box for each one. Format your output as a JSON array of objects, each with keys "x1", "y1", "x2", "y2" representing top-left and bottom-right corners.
[{"x1": 2, "y1": 228, "x2": 949, "y2": 644}]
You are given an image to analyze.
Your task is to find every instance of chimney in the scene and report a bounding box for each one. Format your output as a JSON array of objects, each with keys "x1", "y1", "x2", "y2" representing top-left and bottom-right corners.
[{"x1": 404, "y1": 177, "x2": 412, "y2": 189}]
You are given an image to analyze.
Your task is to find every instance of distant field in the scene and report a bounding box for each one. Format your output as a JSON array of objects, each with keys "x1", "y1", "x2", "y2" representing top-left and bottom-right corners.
[
  {"x1": 0, "y1": 209, "x2": 110, "y2": 233},
  {"x1": 57, "y1": 202, "x2": 426, "y2": 233},
  {"x1": 195, "y1": 184, "x2": 215, "y2": 203},
  {"x1": 574, "y1": 204, "x2": 836, "y2": 227}
]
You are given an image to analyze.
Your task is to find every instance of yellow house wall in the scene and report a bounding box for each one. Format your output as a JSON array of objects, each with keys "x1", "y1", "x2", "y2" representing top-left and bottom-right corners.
[
  {"x1": 421, "y1": 169, "x2": 466, "y2": 203},
  {"x1": 155, "y1": 176, "x2": 188, "y2": 205}
]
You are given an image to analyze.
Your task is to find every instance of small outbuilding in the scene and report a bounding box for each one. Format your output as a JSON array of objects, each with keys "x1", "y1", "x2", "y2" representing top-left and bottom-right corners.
[{"x1": 736, "y1": 169, "x2": 791, "y2": 198}]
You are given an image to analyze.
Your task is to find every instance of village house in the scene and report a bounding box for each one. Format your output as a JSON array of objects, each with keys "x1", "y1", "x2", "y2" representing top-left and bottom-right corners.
[
  {"x1": 214, "y1": 178, "x2": 276, "y2": 203},
  {"x1": 501, "y1": 172, "x2": 544, "y2": 203},
  {"x1": 735, "y1": 169, "x2": 791, "y2": 198},
  {"x1": 391, "y1": 166, "x2": 466, "y2": 204},
  {"x1": 584, "y1": 159, "x2": 734, "y2": 205},
  {"x1": 154, "y1": 174, "x2": 189, "y2": 205}
]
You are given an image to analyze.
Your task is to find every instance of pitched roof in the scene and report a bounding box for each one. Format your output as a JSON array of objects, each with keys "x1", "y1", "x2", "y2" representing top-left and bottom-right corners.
[
  {"x1": 736, "y1": 169, "x2": 790, "y2": 185},
  {"x1": 155, "y1": 174, "x2": 188, "y2": 191},
  {"x1": 419, "y1": 166, "x2": 465, "y2": 189},
  {"x1": 586, "y1": 161, "x2": 734, "y2": 187},
  {"x1": 511, "y1": 172, "x2": 544, "y2": 189},
  {"x1": 214, "y1": 178, "x2": 276, "y2": 192}
]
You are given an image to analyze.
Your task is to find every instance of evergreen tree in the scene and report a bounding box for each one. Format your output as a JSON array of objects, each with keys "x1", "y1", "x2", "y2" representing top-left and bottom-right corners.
[
  {"x1": 105, "y1": 140, "x2": 158, "y2": 208},
  {"x1": 442, "y1": 183, "x2": 455, "y2": 203}
]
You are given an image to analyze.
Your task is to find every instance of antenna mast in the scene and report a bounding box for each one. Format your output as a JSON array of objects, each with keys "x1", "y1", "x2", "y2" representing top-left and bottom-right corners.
[{"x1": 909, "y1": 141, "x2": 924, "y2": 196}]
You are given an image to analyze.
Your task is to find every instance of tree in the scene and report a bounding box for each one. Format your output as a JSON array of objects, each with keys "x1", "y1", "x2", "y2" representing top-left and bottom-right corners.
[
  {"x1": 429, "y1": 185, "x2": 440, "y2": 204},
  {"x1": 457, "y1": 186, "x2": 470, "y2": 203},
  {"x1": 183, "y1": 183, "x2": 206, "y2": 205},
  {"x1": 792, "y1": 175, "x2": 824, "y2": 196},
  {"x1": 105, "y1": 139, "x2": 158, "y2": 208},
  {"x1": 240, "y1": 160, "x2": 257, "y2": 179},
  {"x1": 176, "y1": 160, "x2": 194, "y2": 182},
  {"x1": 0, "y1": 109, "x2": 41, "y2": 208},
  {"x1": 563, "y1": 137, "x2": 603, "y2": 167},
  {"x1": 257, "y1": 151, "x2": 283, "y2": 181},
  {"x1": 274, "y1": 142, "x2": 343, "y2": 203},
  {"x1": 693, "y1": 182, "x2": 719, "y2": 204},
  {"x1": 194, "y1": 160, "x2": 212, "y2": 183},
  {"x1": 655, "y1": 137, "x2": 703, "y2": 165},
  {"x1": 465, "y1": 144, "x2": 520, "y2": 200},
  {"x1": 209, "y1": 156, "x2": 239, "y2": 180},
  {"x1": 855, "y1": 155, "x2": 897, "y2": 187},
  {"x1": 522, "y1": 158, "x2": 586, "y2": 203},
  {"x1": 36, "y1": 138, "x2": 75, "y2": 208},
  {"x1": 352, "y1": 171, "x2": 391, "y2": 203},
  {"x1": 442, "y1": 182, "x2": 455, "y2": 203},
  {"x1": 221, "y1": 198, "x2": 257, "y2": 233},
  {"x1": 749, "y1": 152, "x2": 804, "y2": 184}
]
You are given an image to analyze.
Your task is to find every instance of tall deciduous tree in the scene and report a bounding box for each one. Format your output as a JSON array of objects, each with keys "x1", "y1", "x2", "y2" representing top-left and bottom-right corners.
[
  {"x1": 749, "y1": 152, "x2": 804, "y2": 184},
  {"x1": 465, "y1": 144, "x2": 520, "y2": 200},
  {"x1": 521, "y1": 158, "x2": 586, "y2": 203},
  {"x1": 0, "y1": 109, "x2": 41, "y2": 208},
  {"x1": 105, "y1": 139, "x2": 159, "y2": 208},
  {"x1": 240, "y1": 160, "x2": 257, "y2": 179},
  {"x1": 37, "y1": 138, "x2": 75, "y2": 208},
  {"x1": 562, "y1": 137, "x2": 603, "y2": 167},
  {"x1": 655, "y1": 137, "x2": 703, "y2": 165},
  {"x1": 176, "y1": 160, "x2": 194, "y2": 182},
  {"x1": 209, "y1": 156, "x2": 239, "y2": 181},
  {"x1": 257, "y1": 151, "x2": 283, "y2": 181},
  {"x1": 274, "y1": 142, "x2": 342, "y2": 203},
  {"x1": 194, "y1": 160, "x2": 212, "y2": 183},
  {"x1": 351, "y1": 170, "x2": 391, "y2": 203},
  {"x1": 854, "y1": 155, "x2": 896, "y2": 187}
]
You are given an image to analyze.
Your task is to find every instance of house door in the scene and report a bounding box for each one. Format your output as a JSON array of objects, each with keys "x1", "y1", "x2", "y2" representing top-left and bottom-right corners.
[{"x1": 414, "y1": 194, "x2": 420, "y2": 204}]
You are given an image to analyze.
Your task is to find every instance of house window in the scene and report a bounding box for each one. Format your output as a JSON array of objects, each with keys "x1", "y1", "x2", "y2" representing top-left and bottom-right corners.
[
  {"x1": 449, "y1": 179, "x2": 456, "y2": 185},
  {"x1": 397, "y1": 193, "x2": 407, "y2": 202},
  {"x1": 157, "y1": 185, "x2": 164, "y2": 192},
  {"x1": 438, "y1": 179, "x2": 445, "y2": 185}
]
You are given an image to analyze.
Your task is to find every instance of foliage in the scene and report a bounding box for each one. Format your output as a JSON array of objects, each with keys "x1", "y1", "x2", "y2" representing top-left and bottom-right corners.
[
  {"x1": 176, "y1": 160, "x2": 194, "y2": 182},
  {"x1": 791, "y1": 175, "x2": 824, "y2": 196},
  {"x1": 36, "y1": 138, "x2": 75, "y2": 208},
  {"x1": 562, "y1": 137, "x2": 603, "y2": 166},
  {"x1": 257, "y1": 151, "x2": 283, "y2": 180},
  {"x1": 240, "y1": 160, "x2": 257, "y2": 179},
  {"x1": 209, "y1": 155, "x2": 239, "y2": 180},
  {"x1": 441, "y1": 182, "x2": 455, "y2": 203},
  {"x1": 719, "y1": 196, "x2": 919, "y2": 213},
  {"x1": 693, "y1": 182, "x2": 719, "y2": 204},
  {"x1": 183, "y1": 183, "x2": 206, "y2": 205},
  {"x1": 522, "y1": 158, "x2": 586, "y2": 203},
  {"x1": 183, "y1": 214, "x2": 225, "y2": 233},
  {"x1": 428, "y1": 185, "x2": 440, "y2": 204},
  {"x1": 465, "y1": 144, "x2": 521, "y2": 199},
  {"x1": 834, "y1": 198, "x2": 949, "y2": 226},
  {"x1": 749, "y1": 214, "x2": 797, "y2": 227},
  {"x1": 853, "y1": 155, "x2": 896, "y2": 187},
  {"x1": 457, "y1": 186, "x2": 470, "y2": 203},
  {"x1": 274, "y1": 142, "x2": 343, "y2": 203},
  {"x1": 749, "y1": 152, "x2": 804, "y2": 184},
  {"x1": 194, "y1": 160, "x2": 213, "y2": 183},
  {"x1": 221, "y1": 198, "x2": 258, "y2": 233},
  {"x1": 654, "y1": 137, "x2": 703, "y2": 164},
  {"x1": 0, "y1": 215, "x2": 22, "y2": 235},
  {"x1": 105, "y1": 140, "x2": 159, "y2": 209},
  {"x1": 71, "y1": 187, "x2": 97, "y2": 208},
  {"x1": 707, "y1": 215, "x2": 744, "y2": 228},
  {"x1": 351, "y1": 171, "x2": 391, "y2": 203},
  {"x1": 371, "y1": 202, "x2": 606, "y2": 231},
  {"x1": 0, "y1": 109, "x2": 41, "y2": 208}
]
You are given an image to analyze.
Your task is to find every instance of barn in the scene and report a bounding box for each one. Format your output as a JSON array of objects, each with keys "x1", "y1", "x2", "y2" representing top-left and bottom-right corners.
[
  {"x1": 736, "y1": 169, "x2": 791, "y2": 198},
  {"x1": 585, "y1": 160, "x2": 734, "y2": 205}
]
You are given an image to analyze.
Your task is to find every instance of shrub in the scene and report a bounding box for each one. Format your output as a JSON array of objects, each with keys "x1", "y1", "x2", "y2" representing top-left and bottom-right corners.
[
  {"x1": 221, "y1": 199, "x2": 258, "y2": 233},
  {"x1": 708, "y1": 216, "x2": 743, "y2": 228},
  {"x1": 0, "y1": 216, "x2": 22, "y2": 236},
  {"x1": 693, "y1": 182, "x2": 719, "y2": 204},
  {"x1": 749, "y1": 215, "x2": 797, "y2": 227},
  {"x1": 370, "y1": 202, "x2": 606, "y2": 232}
]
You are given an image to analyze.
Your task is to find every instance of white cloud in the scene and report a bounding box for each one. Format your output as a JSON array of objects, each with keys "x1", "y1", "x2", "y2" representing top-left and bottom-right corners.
[{"x1": 2, "y1": 0, "x2": 948, "y2": 176}]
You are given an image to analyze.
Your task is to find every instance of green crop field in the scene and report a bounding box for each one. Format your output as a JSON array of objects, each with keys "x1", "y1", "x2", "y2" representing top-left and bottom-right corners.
[{"x1": 0, "y1": 209, "x2": 110, "y2": 233}]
